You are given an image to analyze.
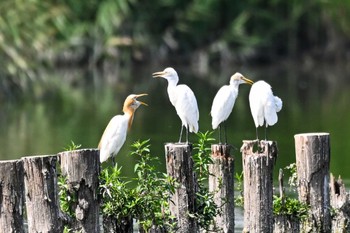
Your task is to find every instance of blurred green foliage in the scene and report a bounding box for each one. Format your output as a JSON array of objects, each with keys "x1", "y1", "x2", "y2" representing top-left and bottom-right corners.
[{"x1": 0, "y1": 0, "x2": 349, "y2": 85}]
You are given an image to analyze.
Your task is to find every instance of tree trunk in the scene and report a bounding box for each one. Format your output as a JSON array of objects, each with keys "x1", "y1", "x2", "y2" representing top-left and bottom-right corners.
[
  {"x1": 23, "y1": 155, "x2": 62, "y2": 232},
  {"x1": 294, "y1": 133, "x2": 331, "y2": 232},
  {"x1": 208, "y1": 144, "x2": 234, "y2": 233},
  {"x1": 273, "y1": 169, "x2": 300, "y2": 233},
  {"x1": 59, "y1": 149, "x2": 100, "y2": 233},
  {"x1": 241, "y1": 140, "x2": 277, "y2": 233},
  {"x1": 103, "y1": 215, "x2": 133, "y2": 233},
  {"x1": 330, "y1": 173, "x2": 350, "y2": 232},
  {"x1": 0, "y1": 160, "x2": 25, "y2": 233},
  {"x1": 164, "y1": 143, "x2": 198, "y2": 233}
]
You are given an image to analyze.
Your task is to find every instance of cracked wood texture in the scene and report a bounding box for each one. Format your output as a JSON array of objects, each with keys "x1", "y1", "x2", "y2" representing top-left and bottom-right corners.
[
  {"x1": 295, "y1": 133, "x2": 331, "y2": 232},
  {"x1": 23, "y1": 155, "x2": 62, "y2": 233},
  {"x1": 165, "y1": 143, "x2": 198, "y2": 233},
  {"x1": 330, "y1": 173, "x2": 350, "y2": 232},
  {"x1": 241, "y1": 140, "x2": 277, "y2": 233},
  {"x1": 0, "y1": 160, "x2": 24, "y2": 232},
  {"x1": 208, "y1": 144, "x2": 234, "y2": 233},
  {"x1": 59, "y1": 149, "x2": 100, "y2": 233}
]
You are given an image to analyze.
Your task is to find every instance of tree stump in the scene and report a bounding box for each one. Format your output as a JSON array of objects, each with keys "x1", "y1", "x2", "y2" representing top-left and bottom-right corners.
[
  {"x1": 164, "y1": 143, "x2": 198, "y2": 233},
  {"x1": 329, "y1": 173, "x2": 350, "y2": 232},
  {"x1": 241, "y1": 140, "x2": 277, "y2": 233},
  {"x1": 103, "y1": 215, "x2": 133, "y2": 233},
  {"x1": 294, "y1": 133, "x2": 331, "y2": 232},
  {"x1": 23, "y1": 155, "x2": 62, "y2": 232},
  {"x1": 59, "y1": 149, "x2": 100, "y2": 233},
  {"x1": 273, "y1": 169, "x2": 300, "y2": 233},
  {"x1": 208, "y1": 144, "x2": 234, "y2": 233},
  {"x1": 0, "y1": 160, "x2": 25, "y2": 233}
]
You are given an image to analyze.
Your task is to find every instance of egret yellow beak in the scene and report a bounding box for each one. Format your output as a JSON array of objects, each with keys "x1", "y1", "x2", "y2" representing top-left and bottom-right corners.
[
  {"x1": 135, "y1": 93, "x2": 148, "y2": 106},
  {"x1": 152, "y1": 71, "x2": 166, "y2": 78},
  {"x1": 242, "y1": 77, "x2": 254, "y2": 85}
]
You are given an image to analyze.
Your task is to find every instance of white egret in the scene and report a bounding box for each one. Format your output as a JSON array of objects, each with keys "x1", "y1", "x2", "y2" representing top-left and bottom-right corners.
[
  {"x1": 152, "y1": 67, "x2": 199, "y2": 143},
  {"x1": 249, "y1": 80, "x2": 282, "y2": 140},
  {"x1": 211, "y1": 72, "x2": 254, "y2": 143},
  {"x1": 98, "y1": 93, "x2": 148, "y2": 164}
]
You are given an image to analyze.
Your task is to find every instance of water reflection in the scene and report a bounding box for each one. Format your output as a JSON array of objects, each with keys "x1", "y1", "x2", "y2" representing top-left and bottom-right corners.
[{"x1": 0, "y1": 62, "x2": 349, "y2": 182}]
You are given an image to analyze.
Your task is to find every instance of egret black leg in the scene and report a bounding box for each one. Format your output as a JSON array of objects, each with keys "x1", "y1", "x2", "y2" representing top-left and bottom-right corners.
[
  {"x1": 218, "y1": 125, "x2": 222, "y2": 144},
  {"x1": 224, "y1": 121, "x2": 228, "y2": 144},
  {"x1": 112, "y1": 156, "x2": 115, "y2": 167},
  {"x1": 186, "y1": 127, "x2": 189, "y2": 144},
  {"x1": 256, "y1": 128, "x2": 259, "y2": 141},
  {"x1": 179, "y1": 125, "x2": 184, "y2": 143},
  {"x1": 264, "y1": 126, "x2": 267, "y2": 141}
]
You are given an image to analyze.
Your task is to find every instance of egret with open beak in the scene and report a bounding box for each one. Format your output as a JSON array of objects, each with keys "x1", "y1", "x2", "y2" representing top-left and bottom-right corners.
[{"x1": 98, "y1": 93, "x2": 148, "y2": 164}]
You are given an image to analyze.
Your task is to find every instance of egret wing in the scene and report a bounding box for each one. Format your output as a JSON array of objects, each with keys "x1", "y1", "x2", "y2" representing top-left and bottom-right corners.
[
  {"x1": 98, "y1": 115, "x2": 128, "y2": 162},
  {"x1": 211, "y1": 85, "x2": 237, "y2": 129},
  {"x1": 175, "y1": 85, "x2": 199, "y2": 133}
]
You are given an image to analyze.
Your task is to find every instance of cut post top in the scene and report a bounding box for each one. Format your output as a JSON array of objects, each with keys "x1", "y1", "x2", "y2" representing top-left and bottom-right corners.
[
  {"x1": 59, "y1": 148, "x2": 99, "y2": 155},
  {"x1": 22, "y1": 154, "x2": 57, "y2": 159},
  {"x1": 164, "y1": 142, "x2": 193, "y2": 149},
  {"x1": 164, "y1": 142, "x2": 192, "y2": 146},
  {"x1": 0, "y1": 159, "x2": 23, "y2": 164},
  {"x1": 294, "y1": 132, "x2": 330, "y2": 138},
  {"x1": 211, "y1": 144, "x2": 232, "y2": 158},
  {"x1": 241, "y1": 140, "x2": 277, "y2": 154}
]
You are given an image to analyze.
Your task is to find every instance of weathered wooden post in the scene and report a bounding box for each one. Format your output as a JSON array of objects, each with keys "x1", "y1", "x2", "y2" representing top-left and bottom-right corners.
[
  {"x1": 165, "y1": 143, "x2": 198, "y2": 232},
  {"x1": 59, "y1": 149, "x2": 100, "y2": 233},
  {"x1": 294, "y1": 133, "x2": 331, "y2": 232},
  {"x1": 241, "y1": 140, "x2": 277, "y2": 233},
  {"x1": 23, "y1": 155, "x2": 63, "y2": 232},
  {"x1": 329, "y1": 173, "x2": 350, "y2": 232},
  {"x1": 273, "y1": 169, "x2": 300, "y2": 233},
  {"x1": 0, "y1": 160, "x2": 25, "y2": 232},
  {"x1": 208, "y1": 144, "x2": 234, "y2": 233}
]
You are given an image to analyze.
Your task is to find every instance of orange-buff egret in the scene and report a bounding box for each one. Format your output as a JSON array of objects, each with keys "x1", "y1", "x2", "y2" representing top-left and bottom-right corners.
[
  {"x1": 211, "y1": 72, "x2": 254, "y2": 143},
  {"x1": 152, "y1": 67, "x2": 199, "y2": 143},
  {"x1": 249, "y1": 80, "x2": 282, "y2": 140},
  {"x1": 98, "y1": 94, "x2": 148, "y2": 164}
]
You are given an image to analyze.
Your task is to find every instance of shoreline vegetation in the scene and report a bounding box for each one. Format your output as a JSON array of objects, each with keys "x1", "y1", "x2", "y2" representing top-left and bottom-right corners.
[{"x1": 1, "y1": 1, "x2": 349, "y2": 94}]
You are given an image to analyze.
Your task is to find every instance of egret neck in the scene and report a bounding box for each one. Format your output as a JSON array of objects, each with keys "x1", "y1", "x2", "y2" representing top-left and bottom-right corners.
[
  {"x1": 123, "y1": 102, "x2": 136, "y2": 131},
  {"x1": 166, "y1": 78, "x2": 178, "y2": 107}
]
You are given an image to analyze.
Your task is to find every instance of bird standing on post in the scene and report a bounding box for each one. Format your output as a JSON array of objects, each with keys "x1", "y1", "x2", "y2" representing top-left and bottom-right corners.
[
  {"x1": 98, "y1": 94, "x2": 148, "y2": 164},
  {"x1": 249, "y1": 80, "x2": 282, "y2": 140},
  {"x1": 211, "y1": 72, "x2": 254, "y2": 144},
  {"x1": 152, "y1": 67, "x2": 199, "y2": 143}
]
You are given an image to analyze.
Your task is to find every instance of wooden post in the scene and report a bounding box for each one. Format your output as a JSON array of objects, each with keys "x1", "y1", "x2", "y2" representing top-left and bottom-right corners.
[
  {"x1": 165, "y1": 143, "x2": 198, "y2": 233},
  {"x1": 329, "y1": 173, "x2": 350, "y2": 232},
  {"x1": 273, "y1": 169, "x2": 300, "y2": 233},
  {"x1": 208, "y1": 144, "x2": 234, "y2": 233},
  {"x1": 294, "y1": 133, "x2": 331, "y2": 232},
  {"x1": 59, "y1": 149, "x2": 100, "y2": 233},
  {"x1": 0, "y1": 160, "x2": 25, "y2": 233},
  {"x1": 103, "y1": 216, "x2": 133, "y2": 233},
  {"x1": 23, "y1": 155, "x2": 62, "y2": 232},
  {"x1": 241, "y1": 140, "x2": 277, "y2": 233}
]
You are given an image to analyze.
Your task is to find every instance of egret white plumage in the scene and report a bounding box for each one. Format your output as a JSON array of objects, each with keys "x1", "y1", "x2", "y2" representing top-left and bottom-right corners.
[
  {"x1": 211, "y1": 72, "x2": 254, "y2": 143},
  {"x1": 98, "y1": 93, "x2": 148, "y2": 164},
  {"x1": 249, "y1": 80, "x2": 282, "y2": 140},
  {"x1": 152, "y1": 67, "x2": 199, "y2": 143}
]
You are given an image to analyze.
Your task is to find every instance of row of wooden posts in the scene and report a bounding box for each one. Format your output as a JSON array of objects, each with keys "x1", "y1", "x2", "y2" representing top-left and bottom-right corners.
[{"x1": 0, "y1": 132, "x2": 349, "y2": 232}]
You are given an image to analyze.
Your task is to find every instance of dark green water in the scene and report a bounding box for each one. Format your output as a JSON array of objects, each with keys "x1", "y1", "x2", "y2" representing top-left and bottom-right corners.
[{"x1": 0, "y1": 62, "x2": 349, "y2": 184}]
